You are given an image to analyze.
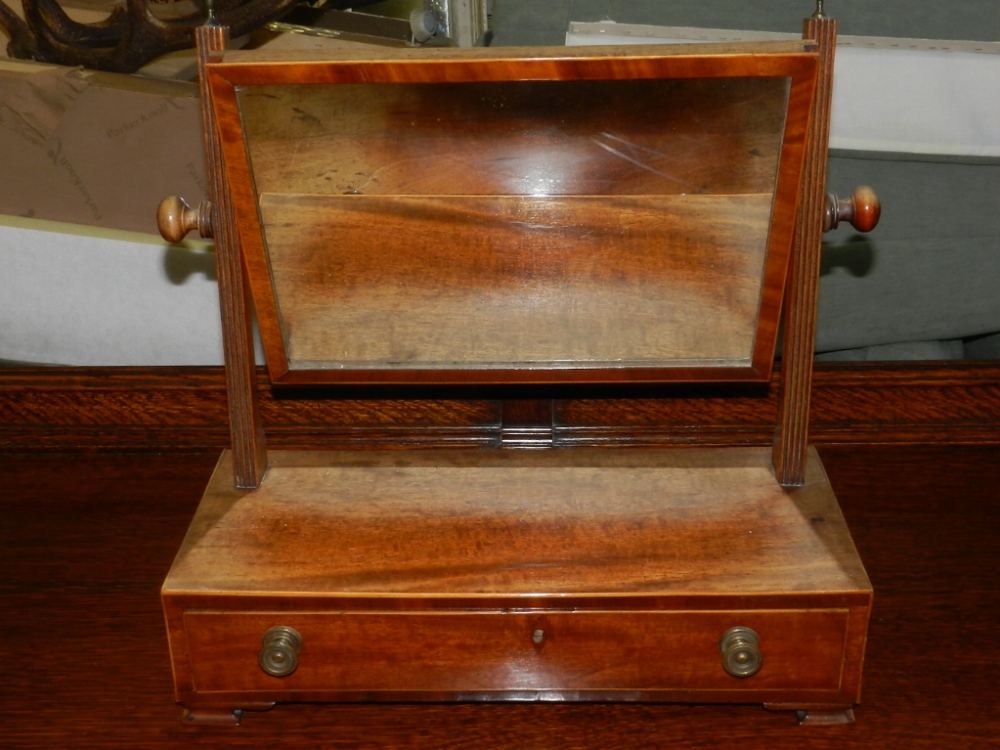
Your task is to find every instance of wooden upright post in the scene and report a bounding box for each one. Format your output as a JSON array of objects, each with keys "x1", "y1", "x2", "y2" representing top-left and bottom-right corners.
[
  {"x1": 196, "y1": 25, "x2": 267, "y2": 488},
  {"x1": 773, "y1": 10, "x2": 837, "y2": 486}
]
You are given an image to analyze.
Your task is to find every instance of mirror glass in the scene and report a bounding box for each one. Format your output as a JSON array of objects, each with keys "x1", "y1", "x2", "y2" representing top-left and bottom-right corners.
[{"x1": 239, "y1": 76, "x2": 789, "y2": 373}]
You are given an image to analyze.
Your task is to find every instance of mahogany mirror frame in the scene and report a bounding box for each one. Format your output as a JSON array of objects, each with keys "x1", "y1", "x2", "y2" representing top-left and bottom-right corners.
[{"x1": 201, "y1": 42, "x2": 820, "y2": 387}]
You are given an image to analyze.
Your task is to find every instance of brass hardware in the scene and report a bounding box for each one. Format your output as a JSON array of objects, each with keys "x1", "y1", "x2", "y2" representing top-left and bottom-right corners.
[
  {"x1": 812, "y1": 0, "x2": 826, "y2": 19},
  {"x1": 532, "y1": 628, "x2": 545, "y2": 644},
  {"x1": 719, "y1": 626, "x2": 763, "y2": 678},
  {"x1": 258, "y1": 625, "x2": 303, "y2": 678}
]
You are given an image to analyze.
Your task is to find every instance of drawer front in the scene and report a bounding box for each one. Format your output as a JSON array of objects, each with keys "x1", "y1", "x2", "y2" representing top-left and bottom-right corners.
[{"x1": 183, "y1": 609, "x2": 850, "y2": 695}]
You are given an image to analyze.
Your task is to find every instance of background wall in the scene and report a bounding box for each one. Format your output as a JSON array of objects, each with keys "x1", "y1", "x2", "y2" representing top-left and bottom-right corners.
[{"x1": 491, "y1": 0, "x2": 1000, "y2": 46}]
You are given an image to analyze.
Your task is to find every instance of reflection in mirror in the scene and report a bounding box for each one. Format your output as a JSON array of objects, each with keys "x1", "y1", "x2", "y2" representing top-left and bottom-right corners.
[{"x1": 238, "y1": 77, "x2": 789, "y2": 372}]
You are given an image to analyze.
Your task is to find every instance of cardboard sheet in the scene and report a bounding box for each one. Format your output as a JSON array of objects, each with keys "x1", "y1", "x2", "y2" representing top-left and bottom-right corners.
[{"x1": 0, "y1": 60, "x2": 204, "y2": 234}]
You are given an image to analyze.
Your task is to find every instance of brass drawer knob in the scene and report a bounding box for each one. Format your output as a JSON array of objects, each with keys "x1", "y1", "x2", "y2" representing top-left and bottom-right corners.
[
  {"x1": 719, "y1": 626, "x2": 763, "y2": 678},
  {"x1": 258, "y1": 626, "x2": 303, "y2": 678}
]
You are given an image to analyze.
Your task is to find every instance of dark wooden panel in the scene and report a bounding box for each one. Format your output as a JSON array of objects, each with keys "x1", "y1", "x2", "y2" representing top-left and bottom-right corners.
[
  {"x1": 555, "y1": 362, "x2": 1000, "y2": 447},
  {"x1": 2, "y1": 363, "x2": 998, "y2": 452}
]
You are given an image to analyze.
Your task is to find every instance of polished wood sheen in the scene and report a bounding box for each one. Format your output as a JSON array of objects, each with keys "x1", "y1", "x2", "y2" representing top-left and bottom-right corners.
[
  {"x1": 260, "y1": 193, "x2": 771, "y2": 369},
  {"x1": 202, "y1": 42, "x2": 818, "y2": 384},
  {"x1": 162, "y1": 447, "x2": 870, "y2": 714},
  {"x1": 237, "y1": 77, "x2": 788, "y2": 197},
  {"x1": 165, "y1": 448, "x2": 867, "y2": 597},
  {"x1": 154, "y1": 22, "x2": 872, "y2": 725},
  {"x1": 182, "y1": 609, "x2": 853, "y2": 695},
  {"x1": 156, "y1": 195, "x2": 213, "y2": 243},
  {"x1": 4, "y1": 446, "x2": 997, "y2": 747},
  {"x1": 824, "y1": 186, "x2": 881, "y2": 233}
]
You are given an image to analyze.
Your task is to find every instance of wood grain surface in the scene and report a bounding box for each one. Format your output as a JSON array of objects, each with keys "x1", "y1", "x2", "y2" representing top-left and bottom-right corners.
[
  {"x1": 237, "y1": 77, "x2": 787, "y2": 198},
  {"x1": 178, "y1": 609, "x2": 852, "y2": 696},
  {"x1": 260, "y1": 194, "x2": 770, "y2": 369},
  {"x1": 773, "y1": 15, "x2": 838, "y2": 486},
  {"x1": 164, "y1": 447, "x2": 867, "y2": 596},
  {"x1": 202, "y1": 44, "x2": 816, "y2": 385},
  {"x1": 159, "y1": 447, "x2": 869, "y2": 712},
  {"x1": 2, "y1": 363, "x2": 999, "y2": 451},
  {"x1": 3, "y1": 445, "x2": 998, "y2": 747}
]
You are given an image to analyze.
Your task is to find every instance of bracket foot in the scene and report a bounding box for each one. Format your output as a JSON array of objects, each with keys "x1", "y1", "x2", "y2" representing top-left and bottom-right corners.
[
  {"x1": 182, "y1": 708, "x2": 244, "y2": 726},
  {"x1": 796, "y1": 708, "x2": 856, "y2": 725},
  {"x1": 765, "y1": 703, "x2": 856, "y2": 725},
  {"x1": 180, "y1": 702, "x2": 275, "y2": 726}
]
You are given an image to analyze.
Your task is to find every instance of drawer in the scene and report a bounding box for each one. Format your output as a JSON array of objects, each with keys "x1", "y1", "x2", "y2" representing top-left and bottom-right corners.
[{"x1": 183, "y1": 609, "x2": 850, "y2": 695}]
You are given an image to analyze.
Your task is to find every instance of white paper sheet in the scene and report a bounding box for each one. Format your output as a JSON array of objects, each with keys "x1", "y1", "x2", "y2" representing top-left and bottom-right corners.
[{"x1": 567, "y1": 23, "x2": 1000, "y2": 158}]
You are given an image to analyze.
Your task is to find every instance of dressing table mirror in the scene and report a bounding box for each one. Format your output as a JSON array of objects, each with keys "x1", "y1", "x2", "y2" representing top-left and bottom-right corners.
[{"x1": 158, "y1": 5, "x2": 879, "y2": 727}]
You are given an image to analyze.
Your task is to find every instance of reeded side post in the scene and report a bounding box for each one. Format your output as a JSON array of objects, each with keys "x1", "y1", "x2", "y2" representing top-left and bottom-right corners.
[
  {"x1": 196, "y1": 25, "x2": 267, "y2": 488},
  {"x1": 772, "y1": 13, "x2": 837, "y2": 486}
]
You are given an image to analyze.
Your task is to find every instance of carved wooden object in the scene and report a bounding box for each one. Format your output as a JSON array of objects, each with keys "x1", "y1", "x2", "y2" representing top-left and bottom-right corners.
[
  {"x1": 0, "y1": 0, "x2": 299, "y2": 73},
  {"x1": 160, "y1": 11, "x2": 877, "y2": 726}
]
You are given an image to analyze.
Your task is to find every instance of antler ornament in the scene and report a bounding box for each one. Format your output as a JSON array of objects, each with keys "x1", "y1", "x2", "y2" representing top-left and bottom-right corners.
[{"x1": 0, "y1": 0, "x2": 299, "y2": 73}]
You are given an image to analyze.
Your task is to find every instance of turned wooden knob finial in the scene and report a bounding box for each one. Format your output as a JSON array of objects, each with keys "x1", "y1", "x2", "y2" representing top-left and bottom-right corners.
[
  {"x1": 157, "y1": 195, "x2": 213, "y2": 243},
  {"x1": 823, "y1": 185, "x2": 881, "y2": 233}
]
